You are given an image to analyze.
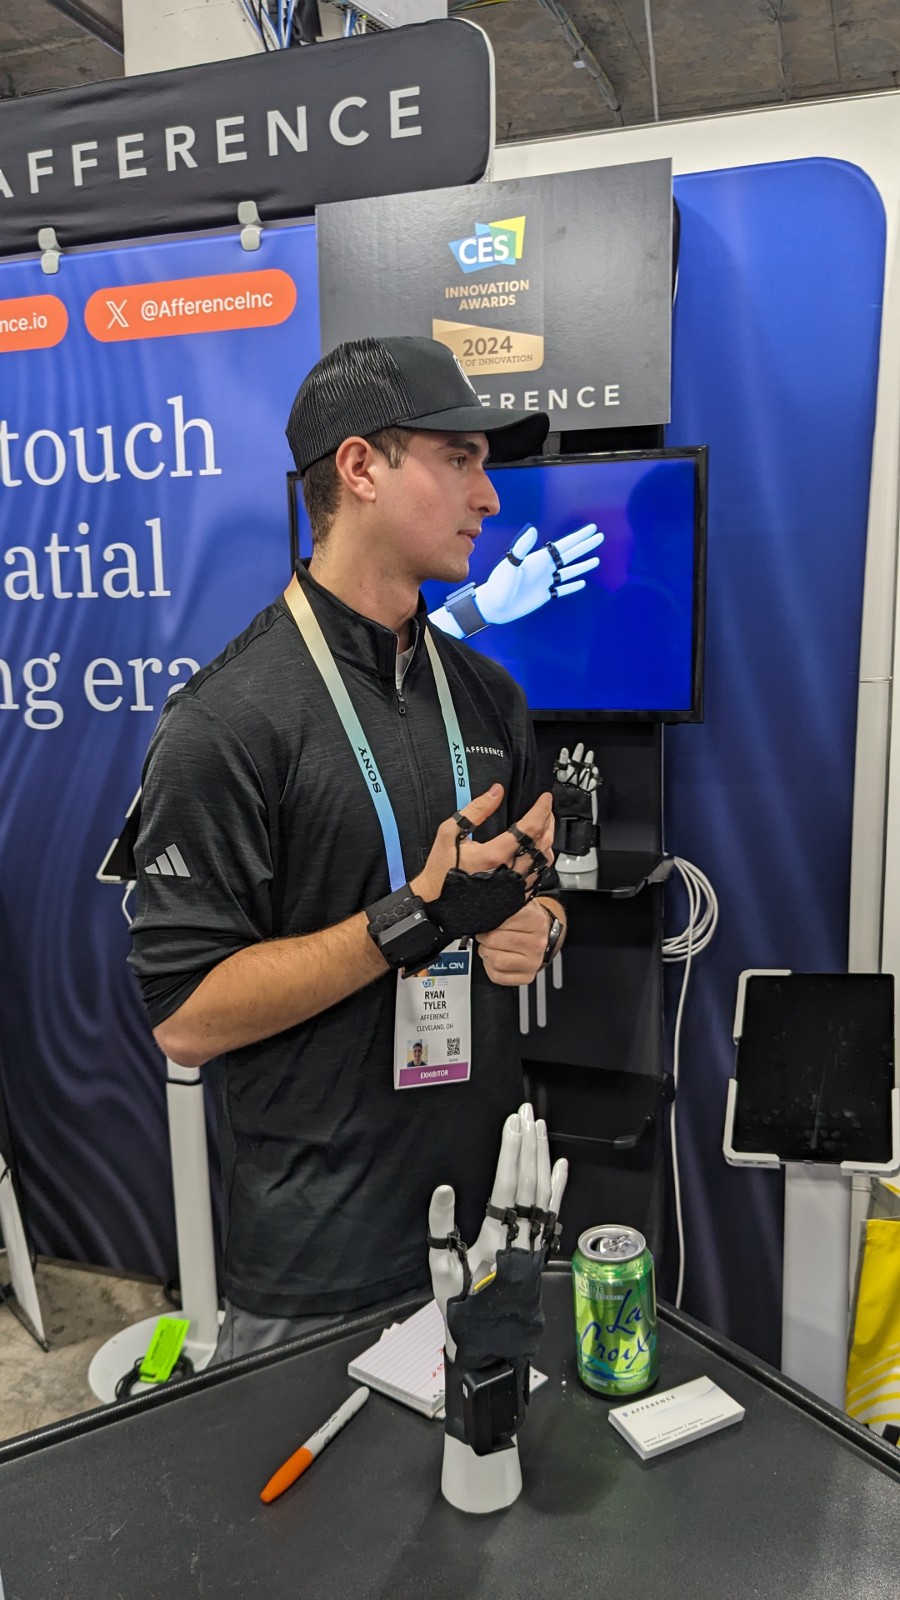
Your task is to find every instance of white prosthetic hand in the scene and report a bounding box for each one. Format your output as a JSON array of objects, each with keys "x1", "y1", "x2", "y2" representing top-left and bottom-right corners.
[
  {"x1": 428, "y1": 1102, "x2": 568, "y2": 1514},
  {"x1": 553, "y1": 742, "x2": 602, "y2": 876},
  {"x1": 430, "y1": 523, "x2": 604, "y2": 640}
]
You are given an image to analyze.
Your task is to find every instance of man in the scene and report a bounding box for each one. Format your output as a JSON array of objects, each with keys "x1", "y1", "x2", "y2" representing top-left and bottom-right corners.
[{"x1": 128, "y1": 335, "x2": 567, "y2": 1361}]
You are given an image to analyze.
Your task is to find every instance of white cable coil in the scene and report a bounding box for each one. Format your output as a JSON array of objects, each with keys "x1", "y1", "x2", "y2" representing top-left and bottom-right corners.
[
  {"x1": 662, "y1": 856, "x2": 719, "y2": 1311},
  {"x1": 663, "y1": 857, "x2": 718, "y2": 962}
]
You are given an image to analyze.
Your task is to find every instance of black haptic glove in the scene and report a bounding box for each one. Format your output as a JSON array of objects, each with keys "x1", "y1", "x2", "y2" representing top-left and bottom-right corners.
[
  {"x1": 424, "y1": 864, "x2": 526, "y2": 938},
  {"x1": 426, "y1": 813, "x2": 553, "y2": 938},
  {"x1": 367, "y1": 815, "x2": 554, "y2": 974},
  {"x1": 437, "y1": 1188, "x2": 561, "y2": 1457},
  {"x1": 552, "y1": 746, "x2": 601, "y2": 859},
  {"x1": 551, "y1": 782, "x2": 595, "y2": 856},
  {"x1": 444, "y1": 1249, "x2": 544, "y2": 1455}
]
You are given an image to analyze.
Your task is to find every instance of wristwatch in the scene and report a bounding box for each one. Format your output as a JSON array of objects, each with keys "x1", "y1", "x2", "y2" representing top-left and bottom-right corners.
[
  {"x1": 365, "y1": 884, "x2": 445, "y2": 972},
  {"x1": 540, "y1": 906, "x2": 565, "y2": 968},
  {"x1": 443, "y1": 582, "x2": 488, "y2": 638}
]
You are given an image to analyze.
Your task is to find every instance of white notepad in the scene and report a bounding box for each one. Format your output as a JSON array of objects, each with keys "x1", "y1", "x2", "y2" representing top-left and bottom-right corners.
[
  {"x1": 348, "y1": 1300, "x2": 448, "y2": 1417},
  {"x1": 609, "y1": 1375, "x2": 745, "y2": 1459},
  {"x1": 348, "y1": 1299, "x2": 547, "y2": 1419}
]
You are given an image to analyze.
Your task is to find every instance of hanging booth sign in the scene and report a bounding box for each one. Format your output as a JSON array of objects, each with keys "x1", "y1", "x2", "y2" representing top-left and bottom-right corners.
[
  {"x1": 0, "y1": 19, "x2": 493, "y2": 259},
  {"x1": 317, "y1": 162, "x2": 673, "y2": 431}
]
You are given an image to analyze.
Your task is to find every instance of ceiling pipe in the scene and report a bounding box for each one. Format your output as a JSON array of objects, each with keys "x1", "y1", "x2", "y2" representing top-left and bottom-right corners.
[
  {"x1": 43, "y1": 0, "x2": 124, "y2": 55},
  {"x1": 536, "y1": 0, "x2": 623, "y2": 124},
  {"x1": 643, "y1": 0, "x2": 659, "y2": 120}
]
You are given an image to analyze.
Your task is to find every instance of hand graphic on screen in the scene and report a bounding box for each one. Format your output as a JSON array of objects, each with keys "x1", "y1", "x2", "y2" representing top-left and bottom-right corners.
[{"x1": 430, "y1": 523, "x2": 604, "y2": 640}]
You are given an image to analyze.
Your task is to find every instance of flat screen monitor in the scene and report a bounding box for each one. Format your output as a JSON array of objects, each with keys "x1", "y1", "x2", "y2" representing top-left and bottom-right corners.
[{"x1": 288, "y1": 447, "x2": 707, "y2": 721}]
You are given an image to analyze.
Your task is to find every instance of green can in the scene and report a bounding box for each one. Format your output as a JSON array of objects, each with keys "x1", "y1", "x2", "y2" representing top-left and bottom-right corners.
[{"x1": 572, "y1": 1225, "x2": 659, "y2": 1397}]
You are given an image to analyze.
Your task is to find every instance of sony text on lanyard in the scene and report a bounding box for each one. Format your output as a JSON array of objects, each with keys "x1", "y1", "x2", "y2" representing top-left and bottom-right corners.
[{"x1": 289, "y1": 583, "x2": 474, "y2": 1091}]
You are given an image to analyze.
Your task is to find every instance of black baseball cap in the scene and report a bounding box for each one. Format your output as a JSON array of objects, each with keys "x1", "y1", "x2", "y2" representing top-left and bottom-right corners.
[{"x1": 285, "y1": 335, "x2": 549, "y2": 474}]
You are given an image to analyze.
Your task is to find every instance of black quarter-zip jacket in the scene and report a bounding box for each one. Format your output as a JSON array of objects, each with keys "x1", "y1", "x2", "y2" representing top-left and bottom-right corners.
[{"x1": 129, "y1": 562, "x2": 547, "y2": 1316}]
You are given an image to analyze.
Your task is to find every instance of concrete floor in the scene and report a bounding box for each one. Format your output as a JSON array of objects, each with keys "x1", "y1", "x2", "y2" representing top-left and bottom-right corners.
[{"x1": 0, "y1": 1253, "x2": 171, "y2": 1443}]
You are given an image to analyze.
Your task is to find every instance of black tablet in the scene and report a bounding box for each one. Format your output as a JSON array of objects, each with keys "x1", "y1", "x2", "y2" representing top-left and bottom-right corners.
[{"x1": 727, "y1": 972, "x2": 895, "y2": 1167}]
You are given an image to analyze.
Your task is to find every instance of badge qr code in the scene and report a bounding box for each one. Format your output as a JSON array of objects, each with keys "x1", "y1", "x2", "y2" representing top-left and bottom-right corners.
[{"x1": 447, "y1": 1037, "x2": 460, "y2": 1058}]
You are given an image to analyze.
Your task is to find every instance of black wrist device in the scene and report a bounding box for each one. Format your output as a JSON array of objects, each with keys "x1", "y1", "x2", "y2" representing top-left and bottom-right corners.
[
  {"x1": 443, "y1": 582, "x2": 488, "y2": 638},
  {"x1": 365, "y1": 884, "x2": 445, "y2": 972},
  {"x1": 443, "y1": 1354, "x2": 525, "y2": 1456}
]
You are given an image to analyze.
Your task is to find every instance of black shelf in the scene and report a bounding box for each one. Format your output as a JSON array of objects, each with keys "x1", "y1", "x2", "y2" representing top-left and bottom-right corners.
[
  {"x1": 526, "y1": 720, "x2": 669, "y2": 1257},
  {"x1": 558, "y1": 851, "x2": 674, "y2": 898},
  {"x1": 523, "y1": 1059, "x2": 671, "y2": 1156}
]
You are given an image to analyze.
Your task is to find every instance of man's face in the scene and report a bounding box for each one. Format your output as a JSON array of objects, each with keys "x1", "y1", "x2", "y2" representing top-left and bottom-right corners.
[
  {"x1": 369, "y1": 431, "x2": 501, "y2": 586},
  {"x1": 412, "y1": 1043, "x2": 423, "y2": 1063}
]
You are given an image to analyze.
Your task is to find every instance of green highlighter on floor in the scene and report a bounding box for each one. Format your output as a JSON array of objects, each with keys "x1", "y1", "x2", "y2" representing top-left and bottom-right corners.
[{"x1": 114, "y1": 1315, "x2": 192, "y2": 1401}]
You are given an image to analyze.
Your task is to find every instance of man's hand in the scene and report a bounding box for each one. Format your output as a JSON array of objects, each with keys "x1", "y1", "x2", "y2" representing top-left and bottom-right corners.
[
  {"x1": 475, "y1": 899, "x2": 554, "y2": 987},
  {"x1": 411, "y1": 786, "x2": 555, "y2": 905}
]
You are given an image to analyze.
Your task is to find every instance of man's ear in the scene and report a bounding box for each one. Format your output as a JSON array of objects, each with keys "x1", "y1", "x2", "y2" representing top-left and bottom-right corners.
[{"x1": 334, "y1": 437, "x2": 378, "y2": 505}]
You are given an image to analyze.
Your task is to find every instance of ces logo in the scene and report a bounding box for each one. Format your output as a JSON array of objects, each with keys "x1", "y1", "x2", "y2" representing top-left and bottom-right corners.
[{"x1": 448, "y1": 216, "x2": 526, "y2": 275}]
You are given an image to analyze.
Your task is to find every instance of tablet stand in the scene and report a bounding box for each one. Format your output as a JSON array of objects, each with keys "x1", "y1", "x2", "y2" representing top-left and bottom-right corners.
[
  {"x1": 91, "y1": 804, "x2": 221, "y2": 1401},
  {"x1": 724, "y1": 969, "x2": 900, "y2": 1408},
  {"x1": 87, "y1": 1057, "x2": 221, "y2": 1400},
  {"x1": 0, "y1": 1158, "x2": 47, "y2": 1351}
]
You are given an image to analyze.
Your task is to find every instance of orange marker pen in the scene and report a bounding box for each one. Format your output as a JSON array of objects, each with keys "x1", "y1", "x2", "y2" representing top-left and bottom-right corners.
[{"x1": 260, "y1": 1386, "x2": 369, "y2": 1503}]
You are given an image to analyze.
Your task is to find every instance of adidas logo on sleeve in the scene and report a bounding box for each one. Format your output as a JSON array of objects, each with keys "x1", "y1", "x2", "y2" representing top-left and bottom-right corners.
[{"x1": 145, "y1": 845, "x2": 191, "y2": 879}]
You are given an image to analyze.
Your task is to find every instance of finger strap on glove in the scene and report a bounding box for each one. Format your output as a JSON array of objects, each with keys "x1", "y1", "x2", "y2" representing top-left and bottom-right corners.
[
  {"x1": 508, "y1": 824, "x2": 549, "y2": 873},
  {"x1": 484, "y1": 1200, "x2": 563, "y2": 1250},
  {"x1": 427, "y1": 1226, "x2": 472, "y2": 1295},
  {"x1": 484, "y1": 1200, "x2": 520, "y2": 1249},
  {"x1": 533, "y1": 1206, "x2": 562, "y2": 1253},
  {"x1": 453, "y1": 811, "x2": 474, "y2": 868}
]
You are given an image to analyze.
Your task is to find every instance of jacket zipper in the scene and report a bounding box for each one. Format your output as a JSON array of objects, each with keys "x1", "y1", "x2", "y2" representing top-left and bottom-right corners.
[{"x1": 396, "y1": 678, "x2": 432, "y2": 868}]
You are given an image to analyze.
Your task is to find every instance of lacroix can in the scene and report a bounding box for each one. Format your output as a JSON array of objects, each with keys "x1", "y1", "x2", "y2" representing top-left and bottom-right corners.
[{"x1": 572, "y1": 1225, "x2": 659, "y2": 1397}]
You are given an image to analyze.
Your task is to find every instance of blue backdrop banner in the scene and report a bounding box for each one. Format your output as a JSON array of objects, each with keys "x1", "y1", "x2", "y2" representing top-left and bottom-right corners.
[
  {"x1": 0, "y1": 223, "x2": 319, "y2": 1274},
  {"x1": 666, "y1": 158, "x2": 884, "y2": 1361}
]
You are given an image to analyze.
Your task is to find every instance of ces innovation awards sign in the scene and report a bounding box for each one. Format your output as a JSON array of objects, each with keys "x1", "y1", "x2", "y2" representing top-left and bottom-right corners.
[{"x1": 317, "y1": 162, "x2": 673, "y2": 432}]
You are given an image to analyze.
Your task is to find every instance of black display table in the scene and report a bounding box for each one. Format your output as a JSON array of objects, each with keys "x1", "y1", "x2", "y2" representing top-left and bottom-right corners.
[{"x1": 1, "y1": 1266, "x2": 898, "y2": 1598}]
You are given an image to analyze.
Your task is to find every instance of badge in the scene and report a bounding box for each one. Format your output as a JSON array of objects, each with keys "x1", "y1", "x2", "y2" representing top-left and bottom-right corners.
[{"x1": 393, "y1": 942, "x2": 472, "y2": 1090}]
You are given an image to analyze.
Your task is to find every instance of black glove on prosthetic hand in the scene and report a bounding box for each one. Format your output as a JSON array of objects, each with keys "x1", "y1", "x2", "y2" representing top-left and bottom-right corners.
[
  {"x1": 552, "y1": 781, "x2": 595, "y2": 857},
  {"x1": 443, "y1": 1249, "x2": 545, "y2": 1455},
  {"x1": 552, "y1": 746, "x2": 601, "y2": 860}
]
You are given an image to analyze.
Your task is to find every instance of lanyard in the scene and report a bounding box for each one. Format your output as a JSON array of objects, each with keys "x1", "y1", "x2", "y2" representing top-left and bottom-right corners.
[{"x1": 290, "y1": 582, "x2": 472, "y2": 891}]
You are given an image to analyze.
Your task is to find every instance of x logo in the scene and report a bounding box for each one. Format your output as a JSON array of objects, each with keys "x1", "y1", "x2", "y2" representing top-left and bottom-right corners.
[{"x1": 106, "y1": 299, "x2": 129, "y2": 330}]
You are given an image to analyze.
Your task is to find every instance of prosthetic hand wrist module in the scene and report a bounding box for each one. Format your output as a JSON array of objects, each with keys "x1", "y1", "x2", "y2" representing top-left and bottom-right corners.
[{"x1": 443, "y1": 1247, "x2": 545, "y2": 1455}]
